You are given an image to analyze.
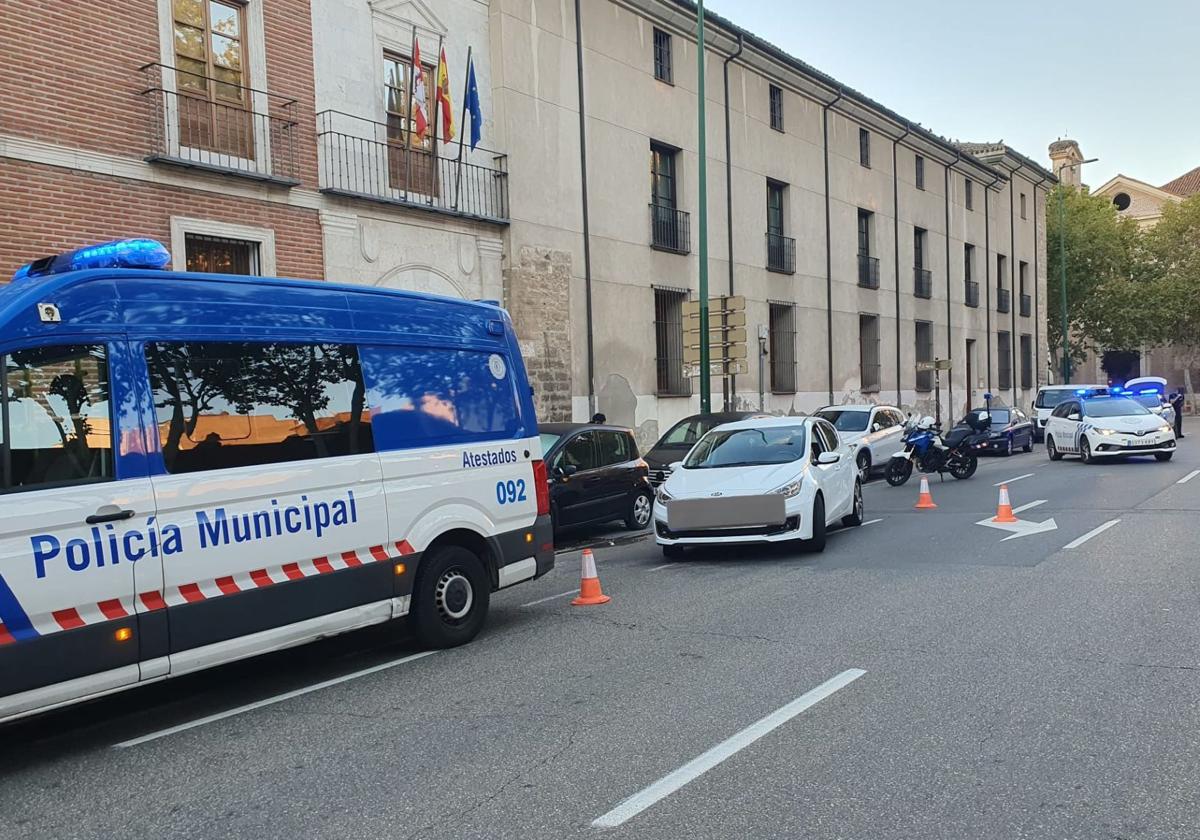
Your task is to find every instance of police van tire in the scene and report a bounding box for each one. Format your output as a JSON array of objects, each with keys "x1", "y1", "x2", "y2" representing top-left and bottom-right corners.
[{"x1": 411, "y1": 545, "x2": 490, "y2": 649}]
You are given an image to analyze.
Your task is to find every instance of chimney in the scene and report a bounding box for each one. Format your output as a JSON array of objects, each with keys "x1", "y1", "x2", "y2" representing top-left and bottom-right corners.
[{"x1": 1048, "y1": 139, "x2": 1084, "y2": 188}]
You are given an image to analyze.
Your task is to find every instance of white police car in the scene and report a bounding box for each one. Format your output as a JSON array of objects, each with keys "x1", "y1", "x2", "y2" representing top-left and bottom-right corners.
[
  {"x1": 1044, "y1": 394, "x2": 1176, "y2": 463},
  {"x1": 0, "y1": 240, "x2": 552, "y2": 724}
]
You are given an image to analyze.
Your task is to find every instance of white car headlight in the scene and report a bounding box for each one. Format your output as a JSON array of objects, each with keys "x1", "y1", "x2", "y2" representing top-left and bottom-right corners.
[
  {"x1": 656, "y1": 486, "x2": 672, "y2": 503},
  {"x1": 1159, "y1": 423, "x2": 1173, "y2": 434},
  {"x1": 772, "y1": 480, "x2": 802, "y2": 498},
  {"x1": 1094, "y1": 427, "x2": 1116, "y2": 436}
]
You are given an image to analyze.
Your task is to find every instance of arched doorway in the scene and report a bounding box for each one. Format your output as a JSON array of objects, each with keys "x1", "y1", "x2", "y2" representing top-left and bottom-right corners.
[
  {"x1": 377, "y1": 264, "x2": 467, "y2": 299},
  {"x1": 1101, "y1": 350, "x2": 1141, "y2": 386}
]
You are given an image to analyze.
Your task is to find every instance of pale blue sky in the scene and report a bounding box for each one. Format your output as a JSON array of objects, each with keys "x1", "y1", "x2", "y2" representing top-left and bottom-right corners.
[{"x1": 704, "y1": 0, "x2": 1197, "y2": 189}]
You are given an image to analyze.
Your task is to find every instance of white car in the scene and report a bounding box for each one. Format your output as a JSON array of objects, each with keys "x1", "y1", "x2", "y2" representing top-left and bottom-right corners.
[
  {"x1": 653, "y1": 416, "x2": 863, "y2": 557},
  {"x1": 813, "y1": 404, "x2": 906, "y2": 482},
  {"x1": 1031, "y1": 384, "x2": 1108, "y2": 441},
  {"x1": 1044, "y1": 395, "x2": 1177, "y2": 463}
]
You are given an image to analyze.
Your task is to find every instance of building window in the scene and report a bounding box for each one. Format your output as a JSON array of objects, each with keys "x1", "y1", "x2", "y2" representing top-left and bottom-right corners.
[
  {"x1": 172, "y1": 0, "x2": 252, "y2": 156},
  {"x1": 858, "y1": 313, "x2": 881, "y2": 392},
  {"x1": 859, "y1": 128, "x2": 871, "y2": 168},
  {"x1": 1020, "y1": 334, "x2": 1033, "y2": 388},
  {"x1": 383, "y1": 51, "x2": 436, "y2": 194},
  {"x1": 769, "y1": 303, "x2": 796, "y2": 393},
  {"x1": 997, "y1": 331, "x2": 1013, "y2": 390},
  {"x1": 654, "y1": 287, "x2": 689, "y2": 396},
  {"x1": 766, "y1": 180, "x2": 794, "y2": 273},
  {"x1": 996, "y1": 254, "x2": 1009, "y2": 313},
  {"x1": 650, "y1": 142, "x2": 688, "y2": 253},
  {"x1": 915, "y1": 321, "x2": 933, "y2": 392},
  {"x1": 857, "y1": 209, "x2": 878, "y2": 288},
  {"x1": 913, "y1": 227, "x2": 931, "y2": 298},
  {"x1": 964, "y1": 178, "x2": 974, "y2": 210},
  {"x1": 184, "y1": 233, "x2": 260, "y2": 275},
  {"x1": 1020, "y1": 192, "x2": 1027, "y2": 220},
  {"x1": 915, "y1": 154, "x2": 925, "y2": 190},
  {"x1": 653, "y1": 28, "x2": 673, "y2": 84},
  {"x1": 1019, "y1": 261, "x2": 1031, "y2": 317},
  {"x1": 964, "y1": 244, "x2": 978, "y2": 307},
  {"x1": 769, "y1": 84, "x2": 784, "y2": 132},
  {"x1": 1, "y1": 345, "x2": 114, "y2": 493}
]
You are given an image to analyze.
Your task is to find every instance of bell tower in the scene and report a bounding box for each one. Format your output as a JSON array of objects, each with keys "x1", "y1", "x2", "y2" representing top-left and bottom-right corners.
[{"x1": 1048, "y1": 139, "x2": 1084, "y2": 188}]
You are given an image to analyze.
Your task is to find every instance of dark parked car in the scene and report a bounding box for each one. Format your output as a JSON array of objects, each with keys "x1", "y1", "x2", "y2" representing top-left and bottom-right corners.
[
  {"x1": 539, "y1": 423, "x2": 653, "y2": 533},
  {"x1": 962, "y1": 406, "x2": 1035, "y2": 455},
  {"x1": 644, "y1": 411, "x2": 771, "y2": 486}
]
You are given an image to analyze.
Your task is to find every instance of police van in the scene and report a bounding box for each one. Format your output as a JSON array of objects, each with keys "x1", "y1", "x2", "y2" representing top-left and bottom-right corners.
[{"x1": 0, "y1": 239, "x2": 553, "y2": 723}]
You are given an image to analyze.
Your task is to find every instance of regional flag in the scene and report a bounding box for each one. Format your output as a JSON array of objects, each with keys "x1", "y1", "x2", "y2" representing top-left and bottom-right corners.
[
  {"x1": 465, "y1": 57, "x2": 482, "y2": 150},
  {"x1": 411, "y1": 38, "x2": 429, "y2": 141},
  {"x1": 437, "y1": 46, "x2": 456, "y2": 141}
]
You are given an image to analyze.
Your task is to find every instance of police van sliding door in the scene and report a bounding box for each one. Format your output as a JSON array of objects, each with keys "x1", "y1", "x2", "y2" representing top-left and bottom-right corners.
[
  {"x1": 141, "y1": 341, "x2": 391, "y2": 674},
  {"x1": 0, "y1": 341, "x2": 155, "y2": 715}
]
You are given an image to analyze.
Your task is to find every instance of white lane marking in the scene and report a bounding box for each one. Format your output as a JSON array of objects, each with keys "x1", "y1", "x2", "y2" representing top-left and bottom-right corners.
[
  {"x1": 1178, "y1": 470, "x2": 1200, "y2": 485},
  {"x1": 994, "y1": 473, "x2": 1035, "y2": 487},
  {"x1": 1063, "y1": 519, "x2": 1121, "y2": 550},
  {"x1": 861, "y1": 518, "x2": 884, "y2": 526},
  {"x1": 591, "y1": 668, "x2": 867, "y2": 828},
  {"x1": 520, "y1": 589, "x2": 579, "y2": 607},
  {"x1": 829, "y1": 518, "x2": 883, "y2": 536},
  {"x1": 648, "y1": 563, "x2": 679, "y2": 572},
  {"x1": 1011, "y1": 499, "x2": 1047, "y2": 514},
  {"x1": 114, "y1": 650, "x2": 437, "y2": 749}
]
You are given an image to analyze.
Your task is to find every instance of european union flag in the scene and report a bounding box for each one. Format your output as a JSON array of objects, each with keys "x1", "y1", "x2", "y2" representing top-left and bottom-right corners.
[{"x1": 466, "y1": 58, "x2": 482, "y2": 150}]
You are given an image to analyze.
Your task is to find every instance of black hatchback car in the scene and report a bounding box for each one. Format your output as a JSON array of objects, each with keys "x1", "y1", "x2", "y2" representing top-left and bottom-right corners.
[
  {"x1": 539, "y1": 423, "x2": 653, "y2": 534},
  {"x1": 643, "y1": 411, "x2": 771, "y2": 486},
  {"x1": 963, "y1": 406, "x2": 1035, "y2": 455}
]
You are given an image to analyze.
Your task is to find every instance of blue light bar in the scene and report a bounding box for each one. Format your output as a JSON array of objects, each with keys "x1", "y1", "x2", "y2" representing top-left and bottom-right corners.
[
  {"x1": 12, "y1": 238, "x2": 171, "y2": 282},
  {"x1": 1075, "y1": 389, "x2": 1087, "y2": 395},
  {"x1": 1139, "y1": 387, "x2": 1160, "y2": 395}
]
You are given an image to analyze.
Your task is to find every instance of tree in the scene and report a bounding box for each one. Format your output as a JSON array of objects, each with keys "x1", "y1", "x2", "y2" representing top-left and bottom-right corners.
[
  {"x1": 1139, "y1": 194, "x2": 1200, "y2": 397},
  {"x1": 1045, "y1": 185, "x2": 1141, "y2": 376}
]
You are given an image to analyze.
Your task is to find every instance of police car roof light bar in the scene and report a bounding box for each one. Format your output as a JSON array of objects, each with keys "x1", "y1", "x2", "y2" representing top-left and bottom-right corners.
[{"x1": 12, "y1": 239, "x2": 171, "y2": 282}]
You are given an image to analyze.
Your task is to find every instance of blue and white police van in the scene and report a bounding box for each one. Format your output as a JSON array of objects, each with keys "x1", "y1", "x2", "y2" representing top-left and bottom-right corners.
[{"x1": 0, "y1": 239, "x2": 552, "y2": 723}]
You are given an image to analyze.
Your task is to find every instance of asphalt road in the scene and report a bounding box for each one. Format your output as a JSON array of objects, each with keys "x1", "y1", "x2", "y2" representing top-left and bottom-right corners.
[{"x1": 3, "y1": 442, "x2": 1200, "y2": 839}]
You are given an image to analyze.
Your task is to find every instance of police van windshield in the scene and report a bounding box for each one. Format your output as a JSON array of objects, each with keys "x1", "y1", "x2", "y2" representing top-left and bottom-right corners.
[
  {"x1": 1083, "y1": 398, "x2": 1150, "y2": 418},
  {"x1": 683, "y1": 425, "x2": 807, "y2": 469}
]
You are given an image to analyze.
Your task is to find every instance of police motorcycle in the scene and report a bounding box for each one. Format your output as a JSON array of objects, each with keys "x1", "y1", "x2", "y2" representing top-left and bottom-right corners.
[{"x1": 884, "y1": 411, "x2": 991, "y2": 486}]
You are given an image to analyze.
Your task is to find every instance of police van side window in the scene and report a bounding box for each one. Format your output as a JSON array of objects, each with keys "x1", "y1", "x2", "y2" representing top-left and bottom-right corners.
[
  {"x1": 146, "y1": 342, "x2": 374, "y2": 474},
  {"x1": 1, "y1": 345, "x2": 113, "y2": 492}
]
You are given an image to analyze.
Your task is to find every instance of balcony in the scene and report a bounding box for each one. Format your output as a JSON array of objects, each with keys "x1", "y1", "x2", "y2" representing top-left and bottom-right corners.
[
  {"x1": 766, "y1": 232, "x2": 796, "y2": 274},
  {"x1": 997, "y1": 288, "x2": 1011, "y2": 314},
  {"x1": 316, "y1": 110, "x2": 509, "y2": 224},
  {"x1": 1020, "y1": 293, "x2": 1032, "y2": 317},
  {"x1": 914, "y1": 267, "x2": 933, "y2": 299},
  {"x1": 650, "y1": 204, "x2": 691, "y2": 254},
  {"x1": 965, "y1": 280, "x2": 980, "y2": 307},
  {"x1": 140, "y1": 63, "x2": 300, "y2": 186},
  {"x1": 858, "y1": 254, "x2": 880, "y2": 289}
]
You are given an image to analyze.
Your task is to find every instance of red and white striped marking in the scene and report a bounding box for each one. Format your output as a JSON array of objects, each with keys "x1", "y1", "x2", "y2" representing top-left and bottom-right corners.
[
  {"x1": 0, "y1": 623, "x2": 14, "y2": 646},
  {"x1": 15, "y1": 541, "x2": 416, "y2": 639}
]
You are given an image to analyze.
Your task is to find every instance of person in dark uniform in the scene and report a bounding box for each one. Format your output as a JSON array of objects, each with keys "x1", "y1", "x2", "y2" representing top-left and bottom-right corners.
[
  {"x1": 590, "y1": 412, "x2": 607, "y2": 424},
  {"x1": 1171, "y1": 391, "x2": 1185, "y2": 438}
]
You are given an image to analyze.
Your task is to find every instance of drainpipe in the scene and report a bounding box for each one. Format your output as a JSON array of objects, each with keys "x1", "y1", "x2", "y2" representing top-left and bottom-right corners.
[
  {"x1": 722, "y1": 32, "x2": 744, "y2": 410},
  {"x1": 573, "y1": 0, "x2": 596, "y2": 418},
  {"x1": 821, "y1": 89, "x2": 844, "y2": 403},
  {"x1": 983, "y1": 171, "x2": 1002, "y2": 395},
  {"x1": 944, "y1": 151, "x2": 959, "y2": 417},
  {"x1": 1008, "y1": 170, "x2": 1018, "y2": 403},
  {"x1": 892, "y1": 122, "x2": 911, "y2": 407},
  {"x1": 1033, "y1": 174, "x2": 1048, "y2": 391}
]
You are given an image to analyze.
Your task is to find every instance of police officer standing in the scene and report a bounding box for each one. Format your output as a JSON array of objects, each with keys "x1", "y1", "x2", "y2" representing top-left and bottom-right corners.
[{"x1": 1171, "y1": 390, "x2": 1185, "y2": 439}]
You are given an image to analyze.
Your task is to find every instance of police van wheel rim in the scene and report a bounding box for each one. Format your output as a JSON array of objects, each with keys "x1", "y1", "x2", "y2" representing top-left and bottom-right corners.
[{"x1": 436, "y1": 570, "x2": 474, "y2": 622}]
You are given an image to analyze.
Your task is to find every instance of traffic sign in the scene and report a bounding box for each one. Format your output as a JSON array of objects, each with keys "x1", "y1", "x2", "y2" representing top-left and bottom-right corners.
[
  {"x1": 685, "y1": 310, "x2": 746, "y2": 330},
  {"x1": 685, "y1": 343, "x2": 747, "y2": 363},
  {"x1": 684, "y1": 360, "x2": 748, "y2": 377},
  {"x1": 684, "y1": 327, "x2": 747, "y2": 347},
  {"x1": 916, "y1": 358, "x2": 953, "y2": 372}
]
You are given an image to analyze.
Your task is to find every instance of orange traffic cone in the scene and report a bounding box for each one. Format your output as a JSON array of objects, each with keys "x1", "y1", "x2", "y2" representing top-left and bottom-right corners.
[
  {"x1": 914, "y1": 475, "x2": 937, "y2": 509},
  {"x1": 571, "y1": 548, "x2": 611, "y2": 606},
  {"x1": 992, "y1": 484, "x2": 1018, "y2": 523}
]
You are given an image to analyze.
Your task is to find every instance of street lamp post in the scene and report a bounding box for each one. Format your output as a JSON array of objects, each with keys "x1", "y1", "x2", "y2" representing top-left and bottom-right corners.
[{"x1": 1057, "y1": 156, "x2": 1098, "y2": 384}]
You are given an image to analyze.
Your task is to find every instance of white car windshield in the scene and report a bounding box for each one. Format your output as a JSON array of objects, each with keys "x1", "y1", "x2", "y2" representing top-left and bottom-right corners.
[
  {"x1": 683, "y1": 425, "x2": 808, "y2": 469},
  {"x1": 815, "y1": 409, "x2": 869, "y2": 432},
  {"x1": 1083, "y1": 398, "x2": 1151, "y2": 418}
]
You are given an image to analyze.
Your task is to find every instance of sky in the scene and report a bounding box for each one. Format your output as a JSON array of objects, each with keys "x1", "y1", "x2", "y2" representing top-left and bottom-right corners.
[{"x1": 704, "y1": 0, "x2": 1198, "y2": 189}]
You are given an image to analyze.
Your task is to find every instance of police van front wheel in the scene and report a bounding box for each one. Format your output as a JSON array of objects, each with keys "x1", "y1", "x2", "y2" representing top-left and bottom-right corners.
[{"x1": 411, "y1": 546, "x2": 490, "y2": 649}]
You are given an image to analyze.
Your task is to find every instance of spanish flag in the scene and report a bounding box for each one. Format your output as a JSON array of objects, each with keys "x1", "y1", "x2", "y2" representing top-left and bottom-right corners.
[{"x1": 436, "y1": 46, "x2": 455, "y2": 141}]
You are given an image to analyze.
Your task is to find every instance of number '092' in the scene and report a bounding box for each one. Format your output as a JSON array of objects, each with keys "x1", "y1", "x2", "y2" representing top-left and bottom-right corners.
[{"x1": 496, "y1": 479, "x2": 527, "y2": 505}]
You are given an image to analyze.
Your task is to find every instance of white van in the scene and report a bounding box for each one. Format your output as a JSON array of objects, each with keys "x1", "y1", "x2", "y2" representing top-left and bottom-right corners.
[
  {"x1": 1031, "y1": 384, "x2": 1108, "y2": 441},
  {"x1": 0, "y1": 240, "x2": 553, "y2": 723}
]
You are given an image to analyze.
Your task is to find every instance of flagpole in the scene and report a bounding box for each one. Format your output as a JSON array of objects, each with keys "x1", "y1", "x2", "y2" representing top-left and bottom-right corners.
[
  {"x1": 453, "y1": 46, "x2": 472, "y2": 211},
  {"x1": 431, "y1": 34, "x2": 443, "y2": 206}
]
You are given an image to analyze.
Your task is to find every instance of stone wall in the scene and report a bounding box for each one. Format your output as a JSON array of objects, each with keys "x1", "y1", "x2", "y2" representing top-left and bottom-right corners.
[{"x1": 505, "y1": 246, "x2": 573, "y2": 422}]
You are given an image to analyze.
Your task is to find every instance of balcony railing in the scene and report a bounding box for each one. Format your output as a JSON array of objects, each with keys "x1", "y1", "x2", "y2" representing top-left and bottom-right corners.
[
  {"x1": 140, "y1": 63, "x2": 299, "y2": 185},
  {"x1": 997, "y1": 287, "x2": 1011, "y2": 314},
  {"x1": 965, "y1": 280, "x2": 980, "y2": 307},
  {"x1": 1020, "y1": 293, "x2": 1032, "y2": 317},
  {"x1": 316, "y1": 110, "x2": 509, "y2": 223},
  {"x1": 650, "y1": 204, "x2": 691, "y2": 254},
  {"x1": 914, "y1": 267, "x2": 933, "y2": 299},
  {"x1": 766, "y1": 232, "x2": 796, "y2": 274},
  {"x1": 858, "y1": 254, "x2": 880, "y2": 289}
]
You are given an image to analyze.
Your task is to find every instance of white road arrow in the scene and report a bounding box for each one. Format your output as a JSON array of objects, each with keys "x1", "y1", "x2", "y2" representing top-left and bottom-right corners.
[{"x1": 974, "y1": 500, "x2": 1058, "y2": 541}]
